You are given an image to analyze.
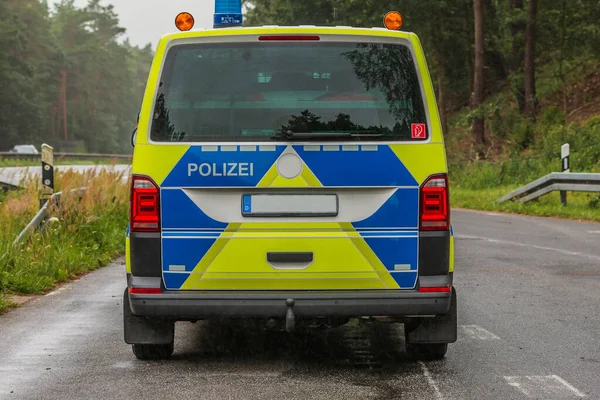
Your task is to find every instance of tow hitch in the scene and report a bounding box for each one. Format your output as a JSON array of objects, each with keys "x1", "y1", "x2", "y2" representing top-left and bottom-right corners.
[{"x1": 285, "y1": 298, "x2": 296, "y2": 333}]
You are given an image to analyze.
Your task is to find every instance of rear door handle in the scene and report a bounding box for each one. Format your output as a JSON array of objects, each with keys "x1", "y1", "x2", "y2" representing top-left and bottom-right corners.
[
  {"x1": 267, "y1": 252, "x2": 313, "y2": 270},
  {"x1": 267, "y1": 252, "x2": 313, "y2": 263}
]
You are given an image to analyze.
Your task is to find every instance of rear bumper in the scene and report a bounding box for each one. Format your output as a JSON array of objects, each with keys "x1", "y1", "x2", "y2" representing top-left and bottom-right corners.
[{"x1": 128, "y1": 289, "x2": 452, "y2": 320}]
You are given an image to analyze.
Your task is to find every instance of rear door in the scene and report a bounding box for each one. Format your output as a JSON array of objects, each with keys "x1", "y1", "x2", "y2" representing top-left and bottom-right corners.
[{"x1": 151, "y1": 32, "x2": 433, "y2": 291}]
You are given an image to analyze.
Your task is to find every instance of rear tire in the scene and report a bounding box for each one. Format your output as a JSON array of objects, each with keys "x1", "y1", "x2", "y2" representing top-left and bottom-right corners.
[
  {"x1": 408, "y1": 343, "x2": 448, "y2": 361},
  {"x1": 132, "y1": 342, "x2": 174, "y2": 360}
]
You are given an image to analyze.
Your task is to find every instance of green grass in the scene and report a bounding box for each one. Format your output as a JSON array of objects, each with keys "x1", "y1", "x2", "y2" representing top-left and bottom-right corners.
[
  {"x1": 0, "y1": 170, "x2": 129, "y2": 313},
  {"x1": 452, "y1": 186, "x2": 600, "y2": 222},
  {"x1": 0, "y1": 158, "x2": 130, "y2": 168},
  {"x1": 448, "y1": 155, "x2": 600, "y2": 221},
  {"x1": 447, "y1": 115, "x2": 600, "y2": 221},
  {"x1": 447, "y1": 151, "x2": 600, "y2": 222}
]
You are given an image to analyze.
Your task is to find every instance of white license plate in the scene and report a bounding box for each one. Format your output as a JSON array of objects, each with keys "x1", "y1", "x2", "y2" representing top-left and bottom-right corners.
[{"x1": 241, "y1": 194, "x2": 338, "y2": 217}]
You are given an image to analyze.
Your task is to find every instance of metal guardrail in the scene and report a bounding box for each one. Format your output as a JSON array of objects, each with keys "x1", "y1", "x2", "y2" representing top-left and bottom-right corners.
[
  {"x1": 0, "y1": 152, "x2": 132, "y2": 161},
  {"x1": 497, "y1": 172, "x2": 600, "y2": 203},
  {"x1": 13, "y1": 188, "x2": 86, "y2": 245}
]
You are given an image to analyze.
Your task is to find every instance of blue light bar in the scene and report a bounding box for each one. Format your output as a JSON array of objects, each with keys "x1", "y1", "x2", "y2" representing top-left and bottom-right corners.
[{"x1": 214, "y1": 0, "x2": 243, "y2": 28}]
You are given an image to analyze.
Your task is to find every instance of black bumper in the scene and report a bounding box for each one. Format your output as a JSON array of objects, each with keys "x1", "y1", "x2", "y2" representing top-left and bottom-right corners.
[{"x1": 128, "y1": 290, "x2": 452, "y2": 320}]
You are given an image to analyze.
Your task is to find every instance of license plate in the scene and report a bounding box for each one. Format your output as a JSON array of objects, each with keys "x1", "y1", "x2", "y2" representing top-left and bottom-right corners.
[{"x1": 241, "y1": 194, "x2": 338, "y2": 217}]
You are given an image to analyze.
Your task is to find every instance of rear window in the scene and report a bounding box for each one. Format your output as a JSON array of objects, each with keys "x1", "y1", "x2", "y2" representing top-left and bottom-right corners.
[{"x1": 151, "y1": 40, "x2": 428, "y2": 142}]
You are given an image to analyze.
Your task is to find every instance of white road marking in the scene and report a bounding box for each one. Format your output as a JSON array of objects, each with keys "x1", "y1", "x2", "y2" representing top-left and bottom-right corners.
[
  {"x1": 504, "y1": 375, "x2": 586, "y2": 398},
  {"x1": 460, "y1": 325, "x2": 500, "y2": 340},
  {"x1": 418, "y1": 361, "x2": 444, "y2": 400},
  {"x1": 456, "y1": 234, "x2": 600, "y2": 261},
  {"x1": 112, "y1": 361, "x2": 135, "y2": 369},
  {"x1": 587, "y1": 230, "x2": 600, "y2": 234}
]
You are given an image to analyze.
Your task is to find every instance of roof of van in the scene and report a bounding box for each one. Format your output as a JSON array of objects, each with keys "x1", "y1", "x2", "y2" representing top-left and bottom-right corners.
[{"x1": 159, "y1": 25, "x2": 416, "y2": 43}]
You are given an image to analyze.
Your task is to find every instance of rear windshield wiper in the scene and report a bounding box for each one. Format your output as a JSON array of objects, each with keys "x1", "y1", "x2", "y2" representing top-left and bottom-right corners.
[{"x1": 272, "y1": 131, "x2": 383, "y2": 140}]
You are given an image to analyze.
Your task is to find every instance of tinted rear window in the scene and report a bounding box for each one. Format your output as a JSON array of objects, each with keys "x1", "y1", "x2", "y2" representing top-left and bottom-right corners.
[{"x1": 151, "y1": 40, "x2": 428, "y2": 142}]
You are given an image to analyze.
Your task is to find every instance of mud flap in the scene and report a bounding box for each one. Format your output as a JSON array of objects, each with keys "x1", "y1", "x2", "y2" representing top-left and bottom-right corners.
[
  {"x1": 123, "y1": 289, "x2": 174, "y2": 345},
  {"x1": 406, "y1": 287, "x2": 457, "y2": 344}
]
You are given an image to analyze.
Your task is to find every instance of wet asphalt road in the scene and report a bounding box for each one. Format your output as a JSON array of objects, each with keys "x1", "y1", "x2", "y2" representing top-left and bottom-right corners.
[{"x1": 1, "y1": 209, "x2": 599, "y2": 399}]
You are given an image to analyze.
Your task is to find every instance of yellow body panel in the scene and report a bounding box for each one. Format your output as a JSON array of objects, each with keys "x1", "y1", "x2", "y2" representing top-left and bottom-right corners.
[
  {"x1": 125, "y1": 236, "x2": 131, "y2": 273},
  {"x1": 449, "y1": 235, "x2": 455, "y2": 273},
  {"x1": 390, "y1": 143, "x2": 447, "y2": 185},
  {"x1": 193, "y1": 278, "x2": 387, "y2": 290},
  {"x1": 182, "y1": 232, "x2": 399, "y2": 290},
  {"x1": 270, "y1": 174, "x2": 309, "y2": 187},
  {"x1": 131, "y1": 144, "x2": 189, "y2": 185}
]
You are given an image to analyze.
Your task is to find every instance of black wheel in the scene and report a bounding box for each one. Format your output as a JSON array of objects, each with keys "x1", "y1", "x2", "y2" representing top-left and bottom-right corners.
[
  {"x1": 408, "y1": 343, "x2": 448, "y2": 361},
  {"x1": 132, "y1": 342, "x2": 174, "y2": 360}
]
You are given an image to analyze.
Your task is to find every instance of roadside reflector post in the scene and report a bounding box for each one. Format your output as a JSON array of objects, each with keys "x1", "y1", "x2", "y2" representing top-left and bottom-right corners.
[
  {"x1": 560, "y1": 143, "x2": 570, "y2": 206},
  {"x1": 41, "y1": 144, "x2": 54, "y2": 209}
]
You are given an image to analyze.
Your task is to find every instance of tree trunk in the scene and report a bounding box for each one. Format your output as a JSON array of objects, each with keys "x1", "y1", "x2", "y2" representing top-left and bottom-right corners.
[
  {"x1": 559, "y1": 0, "x2": 568, "y2": 114},
  {"x1": 524, "y1": 0, "x2": 538, "y2": 119},
  {"x1": 466, "y1": 0, "x2": 475, "y2": 96},
  {"x1": 61, "y1": 68, "x2": 68, "y2": 141},
  {"x1": 472, "y1": 0, "x2": 485, "y2": 147},
  {"x1": 509, "y1": 0, "x2": 526, "y2": 112},
  {"x1": 437, "y1": 66, "x2": 449, "y2": 137},
  {"x1": 431, "y1": 39, "x2": 449, "y2": 136}
]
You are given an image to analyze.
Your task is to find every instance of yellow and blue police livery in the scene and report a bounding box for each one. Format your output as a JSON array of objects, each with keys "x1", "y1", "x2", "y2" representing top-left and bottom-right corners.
[
  {"x1": 160, "y1": 144, "x2": 422, "y2": 291},
  {"x1": 123, "y1": 3, "x2": 457, "y2": 361}
]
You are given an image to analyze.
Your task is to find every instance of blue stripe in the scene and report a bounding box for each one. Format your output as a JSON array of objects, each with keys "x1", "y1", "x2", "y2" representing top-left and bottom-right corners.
[
  {"x1": 162, "y1": 146, "x2": 285, "y2": 188},
  {"x1": 161, "y1": 189, "x2": 227, "y2": 230},
  {"x1": 294, "y1": 145, "x2": 418, "y2": 187},
  {"x1": 390, "y1": 271, "x2": 418, "y2": 289},
  {"x1": 364, "y1": 237, "x2": 418, "y2": 272},
  {"x1": 162, "y1": 232, "x2": 221, "y2": 238},
  {"x1": 359, "y1": 231, "x2": 418, "y2": 238},
  {"x1": 163, "y1": 272, "x2": 191, "y2": 290},
  {"x1": 162, "y1": 237, "x2": 216, "y2": 273},
  {"x1": 162, "y1": 228, "x2": 226, "y2": 232},
  {"x1": 353, "y1": 188, "x2": 419, "y2": 229}
]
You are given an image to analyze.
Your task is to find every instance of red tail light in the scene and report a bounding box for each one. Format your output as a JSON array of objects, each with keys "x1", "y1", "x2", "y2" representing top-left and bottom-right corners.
[
  {"x1": 258, "y1": 35, "x2": 320, "y2": 41},
  {"x1": 129, "y1": 287, "x2": 162, "y2": 294},
  {"x1": 419, "y1": 174, "x2": 449, "y2": 231},
  {"x1": 418, "y1": 286, "x2": 451, "y2": 293},
  {"x1": 130, "y1": 175, "x2": 160, "y2": 232}
]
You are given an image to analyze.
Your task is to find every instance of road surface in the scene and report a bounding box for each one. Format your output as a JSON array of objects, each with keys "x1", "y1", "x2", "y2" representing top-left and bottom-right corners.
[
  {"x1": 0, "y1": 165, "x2": 130, "y2": 188},
  {"x1": 0, "y1": 209, "x2": 599, "y2": 399}
]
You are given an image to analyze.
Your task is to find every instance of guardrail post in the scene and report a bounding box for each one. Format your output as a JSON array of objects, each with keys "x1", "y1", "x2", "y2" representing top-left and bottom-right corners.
[
  {"x1": 560, "y1": 143, "x2": 570, "y2": 206},
  {"x1": 41, "y1": 144, "x2": 54, "y2": 209}
]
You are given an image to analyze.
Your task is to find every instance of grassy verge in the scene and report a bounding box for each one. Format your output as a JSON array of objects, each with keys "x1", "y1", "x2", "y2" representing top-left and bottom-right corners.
[
  {"x1": 452, "y1": 186, "x2": 600, "y2": 222},
  {"x1": 0, "y1": 170, "x2": 128, "y2": 313},
  {"x1": 0, "y1": 158, "x2": 130, "y2": 168},
  {"x1": 446, "y1": 115, "x2": 600, "y2": 221}
]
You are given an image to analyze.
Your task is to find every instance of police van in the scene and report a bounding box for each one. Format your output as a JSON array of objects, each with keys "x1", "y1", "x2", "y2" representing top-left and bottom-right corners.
[{"x1": 123, "y1": 4, "x2": 457, "y2": 361}]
